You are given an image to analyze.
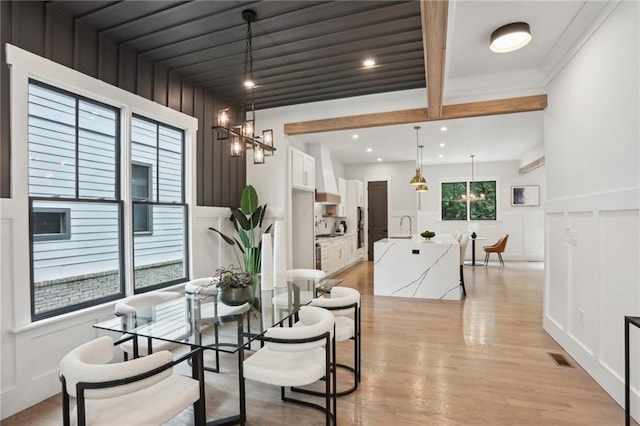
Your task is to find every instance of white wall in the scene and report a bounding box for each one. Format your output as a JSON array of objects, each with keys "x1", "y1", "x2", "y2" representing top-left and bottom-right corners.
[
  {"x1": 543, "y1": 0, "x2": 640, "y2": 420},
  {"x1": 345, "y1": 159, "x2": 545, "y2": 261}
]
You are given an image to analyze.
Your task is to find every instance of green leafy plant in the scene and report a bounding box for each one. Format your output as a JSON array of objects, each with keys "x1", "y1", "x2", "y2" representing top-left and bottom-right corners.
[
  {"x1": 209, "y1": 185, "x2": 272, "y2": 278},
  {"x1": 213, "y1": 265, "x2": 253, "y2": 290}
]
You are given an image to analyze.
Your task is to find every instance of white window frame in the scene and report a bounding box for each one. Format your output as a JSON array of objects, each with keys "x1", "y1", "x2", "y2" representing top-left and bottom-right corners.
[{"x1": 6, "y1": 44, "x2": 198, "y2": 328}]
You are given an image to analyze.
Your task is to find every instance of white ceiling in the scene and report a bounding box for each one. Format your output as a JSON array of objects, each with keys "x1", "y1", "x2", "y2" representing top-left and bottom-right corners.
[{"x1": 289, "y1": 0, "x2": 610, "y2": 166}]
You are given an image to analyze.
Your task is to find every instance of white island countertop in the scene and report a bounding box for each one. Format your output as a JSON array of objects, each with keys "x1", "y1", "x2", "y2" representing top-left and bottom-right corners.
[{"x1": 374, "y1": 234, "x2": 461, "y2": 300}]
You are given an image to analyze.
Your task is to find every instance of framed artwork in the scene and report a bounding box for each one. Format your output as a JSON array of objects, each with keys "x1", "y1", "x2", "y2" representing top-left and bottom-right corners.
[{"x1": 511, "y1": 185, "x2": 540, "y2": 206}]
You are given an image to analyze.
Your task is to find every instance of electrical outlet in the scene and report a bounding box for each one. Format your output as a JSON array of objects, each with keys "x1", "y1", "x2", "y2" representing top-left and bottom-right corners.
[{"x1": 567, "y1": 229, "x2": 578, "y2": 245}]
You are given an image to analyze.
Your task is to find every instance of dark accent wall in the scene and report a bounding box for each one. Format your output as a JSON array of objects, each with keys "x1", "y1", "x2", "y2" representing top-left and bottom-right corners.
[{"x1": 0, "y1": 1, "x2": 245, "y2": 206}]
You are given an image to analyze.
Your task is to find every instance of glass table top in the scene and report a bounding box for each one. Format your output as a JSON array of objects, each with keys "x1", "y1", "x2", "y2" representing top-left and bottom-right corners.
[{"x1": 94, "y1": 277, "x2": 343, "y2": 354}]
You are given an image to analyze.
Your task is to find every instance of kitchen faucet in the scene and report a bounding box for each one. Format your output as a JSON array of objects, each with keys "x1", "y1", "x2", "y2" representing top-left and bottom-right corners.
[{"x1": 400, "y1": 215, "x2": 412, "y2": 237}]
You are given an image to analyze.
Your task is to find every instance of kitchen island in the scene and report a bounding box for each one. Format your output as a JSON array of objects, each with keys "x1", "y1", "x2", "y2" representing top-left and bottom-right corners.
[{"x1": 373, "y1": 234, "x2": 461, "y2": 300}]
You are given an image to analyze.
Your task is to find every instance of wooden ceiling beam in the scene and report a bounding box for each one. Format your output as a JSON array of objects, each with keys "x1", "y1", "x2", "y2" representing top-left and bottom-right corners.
[
  {"x1": 421, "y1": 0, "x2": 448, "y2": 119},
  {"x1": 284, "y1": 94, "x2": 547, "y2": 135}
]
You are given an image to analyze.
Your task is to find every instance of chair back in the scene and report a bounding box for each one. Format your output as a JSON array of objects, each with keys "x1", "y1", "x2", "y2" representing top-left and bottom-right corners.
[
  {"x1": 264, "y1": 306, "x2": 334, "y2": 352},
  {"x1": 454, "y1": 231, "x2": 463, "y2": 242},
  {"x1": 496, "y1": 234, "x2": 509, "y2": 251},
  {"x1": 114, "y1": 292, "x2": 181, "y2": 316},
  {"x1": 286, "y1": 269, "x2": 326, "y2": 280},
  {"x1": 311, "y1": 286, "x2": 360, "y2": 317},
  {"x1": 59, "y1": 336, "x2": 172, "y2": 398},
  {"x1": 459, "y1": 235, "x2": 469, "y2": 266},
  {"x1": 185, "y1": 277, "x2": 218, "y2": 296}
]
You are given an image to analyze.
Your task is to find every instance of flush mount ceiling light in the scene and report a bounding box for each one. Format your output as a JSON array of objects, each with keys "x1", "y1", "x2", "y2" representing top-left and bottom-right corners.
[
  {"x1": 363, "y1": 58, "x2": 376, "y2": 68},
  {"x1": 409, "y1": 126, "x2": 427, "y2": 186},
  {"x1": 213, "y1": 9, "x2": 275, "y2": 164},
  {"x1": 490, "y1": 22, "x2": 532, "y2": 53}
]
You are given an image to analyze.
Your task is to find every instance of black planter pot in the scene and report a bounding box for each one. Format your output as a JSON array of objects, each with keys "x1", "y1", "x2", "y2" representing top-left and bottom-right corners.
[{"x1": 219, "y1": 286, "x2": 253, "y2": 306}]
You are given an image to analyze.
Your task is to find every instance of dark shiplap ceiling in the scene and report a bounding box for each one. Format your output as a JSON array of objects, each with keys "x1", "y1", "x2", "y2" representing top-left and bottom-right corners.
[{"x1": 50, "y1": 0, "x2": 425, "y2": 110}]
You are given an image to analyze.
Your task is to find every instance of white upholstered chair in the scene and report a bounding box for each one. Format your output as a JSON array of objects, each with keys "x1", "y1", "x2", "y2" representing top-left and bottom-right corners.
[
  {"x1": 184, "y1": 277, "x2": 251, "y2": 372},
  {"x1": 113, "y1": 292, "x2": 182, "y2": 359},
  {"x1": 242, "y1": 306, "x2": 337, "y2": 425},
  {"x1": 59, "y1": 336, "x2": 201, "y2": 426},
  {"x1": 308, "y1": 286, "x2": 361, "y2": 396},
  {"x1": 272, "y1": 269, "x2": 327, "y2": 309},
  {"x1": 459, "y1": 235, "x2": 469, "y2": 297}
]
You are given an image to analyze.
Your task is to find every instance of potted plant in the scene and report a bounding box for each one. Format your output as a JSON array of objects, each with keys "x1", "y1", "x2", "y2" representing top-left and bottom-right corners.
[
  {"x1": 209, "y1": 185, "x2": 272, "y2": 305},
  {"x1": 213, "y1": 265, "x2": 253, "y2": 306}
]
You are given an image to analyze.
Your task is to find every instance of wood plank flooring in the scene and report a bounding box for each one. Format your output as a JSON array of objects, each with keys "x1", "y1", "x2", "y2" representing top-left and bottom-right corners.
[{"x1": 2, "y1": 261, "x2": 632, "y2": 425}]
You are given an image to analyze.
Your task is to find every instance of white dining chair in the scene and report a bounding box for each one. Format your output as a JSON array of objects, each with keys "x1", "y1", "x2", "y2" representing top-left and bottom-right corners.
[
  {"x1": 113, "y1": 291, "x2": 183, "y2": 359},
  {"x1": 59, "y1": 335, "x2": 201, "y2": 426},
  {"x1": 272, "y1": 269, "x2": 327, "y2": 309},
  {"x1": 184, "y1": 277, "x2": 251, "y2": 372},
  {"x1": 242, "y1": 306, "x2": 337, "y2": 425},
  {"x1": 306, "y1": 286, "x2": 361, "y2": 396}
]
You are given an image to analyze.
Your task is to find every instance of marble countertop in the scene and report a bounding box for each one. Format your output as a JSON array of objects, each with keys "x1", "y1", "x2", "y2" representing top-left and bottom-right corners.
[{"x1": 377, "y1": 234, "x2": 459, "y2": 245}]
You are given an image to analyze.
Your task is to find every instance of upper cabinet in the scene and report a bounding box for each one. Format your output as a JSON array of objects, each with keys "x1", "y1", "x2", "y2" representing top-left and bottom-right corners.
[
  {"x1": 355, "y1": 180, "x2": 364, "y2": 207},
  {"x1": 337, "y1": 177, "x2": 347, "y2": 217},
  {"x1": 290, "y1": 147, "x2": 315, "y2": 191}
]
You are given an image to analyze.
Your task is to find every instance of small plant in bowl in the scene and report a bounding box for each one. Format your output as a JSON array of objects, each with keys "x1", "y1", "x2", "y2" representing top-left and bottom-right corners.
[
  {"x1": 214, "y1": 265, "x2": 253, "y2": 306},
  {"x1": 420, "y1": 230, "x2": 436, "y2": 240}
]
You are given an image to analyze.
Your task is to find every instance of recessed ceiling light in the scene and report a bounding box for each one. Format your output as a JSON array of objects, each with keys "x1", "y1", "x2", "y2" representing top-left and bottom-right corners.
[
  {"x1": 353, "y1": 134, "x2": 359, "y2": 139},
  {"x1": 363, "y1": 58, "x2": 376, "y2": 68},
  {"x1": 440, "y1": 126, "x2": 447, "y2": 132},
  {"x1": 439, "y1": 154, "x2": 444, "y2": 158},
  {"x1": 367, "y1": 148, "x2": 372, "y2": 152},
  {"x1": 439, "y1": 143, "x2": 446, "y2": 147},
  {"x1": 490, "y1": 22, "x2": 532, "y2": 53},
  {"x1": 377, "y1": 158, "x2": 382, "y2": 162}
]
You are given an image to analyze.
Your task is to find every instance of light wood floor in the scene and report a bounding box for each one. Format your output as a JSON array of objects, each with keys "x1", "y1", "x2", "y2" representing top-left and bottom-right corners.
[{"x1": 3, "y1": 261, "x2": 632, "y2": 425}]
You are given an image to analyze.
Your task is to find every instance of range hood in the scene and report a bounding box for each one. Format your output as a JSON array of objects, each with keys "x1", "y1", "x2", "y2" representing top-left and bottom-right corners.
[{"x1": 308, "y1": 144, "x2": 341, "y2": 204}]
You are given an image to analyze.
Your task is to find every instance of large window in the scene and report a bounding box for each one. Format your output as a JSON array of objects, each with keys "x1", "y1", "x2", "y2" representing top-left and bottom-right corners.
[
  {"x1": 28, "y1": 82, "x2": 123, "y2": 319},
  {"x1": 441, "y1": 180, "x2": 497, "y2": 221},
  {"x1": 131, "y1": 115, "x2": 187, "y2": 291},
  {"x1": 27, "y1": 81, "x2": 188, "y2": 320}
]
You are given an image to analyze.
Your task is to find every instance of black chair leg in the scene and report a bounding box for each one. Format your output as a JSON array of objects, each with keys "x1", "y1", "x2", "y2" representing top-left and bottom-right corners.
[
  {"x1": 484, "y1": 253, "x2": 490, "y2": 266},
  {"x1": 460, "y1": 265, "x2": 466, "y2": 296},
  {"x1": 498, "y1": 253, "x2": 504, "y2": 267}
]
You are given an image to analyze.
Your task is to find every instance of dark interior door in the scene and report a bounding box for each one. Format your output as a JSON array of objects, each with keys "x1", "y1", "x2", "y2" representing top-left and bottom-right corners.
[{"x1": 367, "y1": 180, "x2": 388, "y2": 261}]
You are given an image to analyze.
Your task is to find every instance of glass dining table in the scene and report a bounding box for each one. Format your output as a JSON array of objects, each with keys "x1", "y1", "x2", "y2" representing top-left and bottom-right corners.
[{"x1": 93, "y1": 276, "x2": 342, "y2": 426}]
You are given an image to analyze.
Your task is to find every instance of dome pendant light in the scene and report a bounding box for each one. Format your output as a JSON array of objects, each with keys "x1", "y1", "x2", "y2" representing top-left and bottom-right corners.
[
  {"x1": 490, "y1": 22, "x2": 532, "y2": 53},
  {"x1": 409, "y1": 126, "x2": 427, "y2": 186},
  {"x1": 416, "y1": 145, "x2": 428, "y2": 192}
]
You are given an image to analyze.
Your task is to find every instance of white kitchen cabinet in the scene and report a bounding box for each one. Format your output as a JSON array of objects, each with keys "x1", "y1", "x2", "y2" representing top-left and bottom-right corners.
[
  {"x1": 290, "y1": 147, "x2": 315, "y2": 191},
  {"x1": 318, "y1": 235, "x2": 360, "y2": 275},
  {"x1": 356, "y1": 180, "x2": 364, "y2": 207},
  {"x1": 337, "y1": 177, "x2": 347, "y2": 217}
]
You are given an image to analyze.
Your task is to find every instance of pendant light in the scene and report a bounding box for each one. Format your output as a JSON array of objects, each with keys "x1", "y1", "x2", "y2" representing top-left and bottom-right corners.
[
  {"x1": 416, "y1": 145, "x2": 428, "y2": 192},
  {"x1": 213, "y1": 9, "x2": 275, "y2": 163},
  {"x1": 409, "y1": 126, "x2": 427, "y2": 186},
  {"x1": 461, "y1": 155, "x2": 486, "y2": 201}
]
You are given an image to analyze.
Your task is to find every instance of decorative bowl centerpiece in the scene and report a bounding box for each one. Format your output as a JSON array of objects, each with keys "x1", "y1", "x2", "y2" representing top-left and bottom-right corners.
[{"x1": 420, "y1": 230, "x2": 436, "y2": 240}]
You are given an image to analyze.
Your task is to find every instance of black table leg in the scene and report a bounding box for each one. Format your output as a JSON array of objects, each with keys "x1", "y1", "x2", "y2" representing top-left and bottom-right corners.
[
  {"x1": 471, "y1": 239, "x2": 476, "y2": 266},
  {"x1": 626, "y1": 317, "x2": 631, "y2": 426},
  {"x1": 192, "y1": 347, "x2": 206, "y2": 425}
]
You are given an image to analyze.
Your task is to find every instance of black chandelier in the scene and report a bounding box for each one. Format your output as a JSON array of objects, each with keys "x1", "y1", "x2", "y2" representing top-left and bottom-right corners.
[{"x1": 213, "y1": 9, "x2": 275, "y2": 164}]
